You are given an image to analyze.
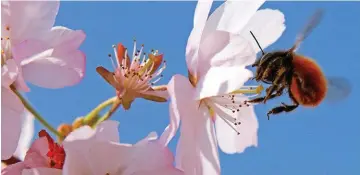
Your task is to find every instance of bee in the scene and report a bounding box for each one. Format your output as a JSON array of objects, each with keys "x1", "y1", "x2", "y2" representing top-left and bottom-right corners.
[{"x1": 247, "y1": 9, "x2": 352, "y2": 120}]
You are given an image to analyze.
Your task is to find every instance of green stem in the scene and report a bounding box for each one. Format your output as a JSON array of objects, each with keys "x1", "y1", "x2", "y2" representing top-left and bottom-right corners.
[
  {"x1": 11, "y1": 86, "x2": 63, "y2": 139},
  {"x1": 91, "y1": 98, "x2": 122, "y2": 128},
  {"x1": 83, "y1": 96, "x2": 118, "y2": 125}
]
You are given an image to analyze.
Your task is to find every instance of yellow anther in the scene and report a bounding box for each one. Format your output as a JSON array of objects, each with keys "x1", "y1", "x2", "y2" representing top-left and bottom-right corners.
[
  {"x1": 255, "y1": 84, "x2": 264, "y2": 94},
  {"x1": 230, "y1": 84, "x2": 264, "y2": 95}
]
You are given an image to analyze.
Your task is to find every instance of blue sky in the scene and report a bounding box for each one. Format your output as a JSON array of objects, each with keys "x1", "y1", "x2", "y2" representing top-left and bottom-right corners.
[{"x1": 24, "y1": 1, "x2": 360, "y2": 175}]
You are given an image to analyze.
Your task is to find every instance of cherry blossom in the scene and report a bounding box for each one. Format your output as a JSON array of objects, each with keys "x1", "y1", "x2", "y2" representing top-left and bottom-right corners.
[
  {"x1": 1, "y1": 130, "x2": 64, "y2": 175},
  {"x1": 1, "y1": 0, "x2": 85, "y2": 159},
  {"x1": 1, "y1": 0, "x2": 86, "y2": 91},
  {"x1": 97, "y1": 42, "x2": 168, "y2": 110},
  {"x1": 61, "y1": 120, "x2": 183, "y2": 175},
  {"x1": 162, "y1": 0, "x2": 286, "y2": 174}
]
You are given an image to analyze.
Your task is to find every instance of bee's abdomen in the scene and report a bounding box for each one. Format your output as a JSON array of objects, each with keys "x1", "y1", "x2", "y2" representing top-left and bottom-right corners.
[{"x1": 290, "y1": 55, "x2": 327, "y2": 107}]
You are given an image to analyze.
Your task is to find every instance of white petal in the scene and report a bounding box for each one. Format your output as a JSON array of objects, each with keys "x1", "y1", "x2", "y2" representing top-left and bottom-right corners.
[
  {"x1": 195, "y1": 66, "x2": 253, "y2": 100},
  {"x1": 214, "y1": 96, "x2": 259, "y2": 154},
  {"x1": 159, "y1": 105, "x2": 180, "y2": 147},
  {"x1": 176, "y1": 105, "x2": 220, "y2": 175},
  {"x1": 186, "y1": 0, "x2": 214, "y2": 74},
  {"x1": 14, "y1": 110, "x2": 34, "y2": 160},
  {"x1": 162, "y1": 74, "x2": 195, "y2": 149},
  {"x1": 197, "y1": 105, "x2": 221, "y2": 175},
  {"x1": 197, "y1": 31, "x2": 256, "y2": 75},
  {"x1": 240, "y1": 9, "x2": 286, "y2": 54},
  {"x1": 202, "y1": 0, "x2": 265, "y2": 38}
]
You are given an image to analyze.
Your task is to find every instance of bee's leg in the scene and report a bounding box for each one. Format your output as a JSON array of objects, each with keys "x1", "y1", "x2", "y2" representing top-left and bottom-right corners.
[
  {"x1": 266, "y1": 102, "x2": 299, "y2": 120},
  {"x1": 267, "y1": 76, "x2": 300, "y2": 120},
  {"x1": 246, "y1": 94, "x2": 276, "y2": 103}
]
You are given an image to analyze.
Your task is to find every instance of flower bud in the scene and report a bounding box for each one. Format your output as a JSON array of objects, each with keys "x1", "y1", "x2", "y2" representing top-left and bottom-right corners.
[{"x1": 57, "y1": 124, "x2": 72, "y2": 142}]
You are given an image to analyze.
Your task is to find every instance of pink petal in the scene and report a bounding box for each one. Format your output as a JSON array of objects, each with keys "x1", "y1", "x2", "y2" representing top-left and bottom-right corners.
[
  {"x1": 202, "y1": 0, "x2": 265, "y2": 38},
  {"x1": 22, "y1": 167, "x2": 62, "y2": 175},
  {"x1": 44, "y1": 26, "x2": 86, "y2": 49},
  {"x1": 1, "y1": 87, "x2": 24, "y2": 160},
  {"x1": 93, "y1": 120, "x2": 120, "y2": 143},
  {"x1": 12, "y1": 39, "x2": 86, "y2": 89},
  {"x1": 186, "y1": 0, "x2": 214, "y2": 75},
  {"x1": 214, "y1": 96, "x2": 259, "y2": 154},
  {"x1": 63, "y1": 120, "x2": 120, "y2": 144},
  {"x1": 194, "y1": 66, "x2": 253, "y2": 100},
  {"x1": 162, "y1": 74, "x2": 194, "y2": 148},
  {"x1": 6, "y1": 1, "x2": 59, "y2": 45},
  {"x1": 13, "y1": 67, "x2": 31, "y2": 92},
  {"x1": 62, "y1": 145, "x2": 92, "y2": 175},
  {"x1": 240, "y1": 9, "x2": 286, "y2": 54},
  {"x1": 1, "y1": 162, "x2": 26, "y2": 175},
  {"x1": 167, "y1": 75, "x2": 220, "y2": 175},
  {"x1": 24, "y1": 137, "x2": 49, "y2": 168},
  {"x1": 1, "y1": 59, "x2": 19, "y2": 87},
  {"x1": 197, "y1": 31, "x2": 256, "y2": 75},
  {"x1": 62, "y1": 121, "x2": 123, "y2": 175},
  {"x1": 136, "y1": 132, "x2": 158, "y2": 146},
  {"x1": 1, "y1": 1, "x2": 10, "y2": 34},
  {"x1": 63, "y1": 142, "x2": 132, "y2": 175},
  {"x1": 124, "y1": 142, "x2": 175, "y2": 174},
  {"x1": 133, "y1": 166, "x2": 184, "y2": 175},
  {"x1": 159, "y1": 105, "x2": 180, "y2": 147},
  {"x1": 84, "y1": 142, "x2": 133, "y2": 175}
]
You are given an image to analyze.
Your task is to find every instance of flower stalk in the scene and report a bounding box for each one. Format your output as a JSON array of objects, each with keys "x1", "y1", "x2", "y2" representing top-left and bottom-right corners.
[
  {"x1": 91, "y1": 98, "x2": 122, "y2": 128},
  {"x1": 83, "y1": 96, "x2": 118, "y2": 126},
  {"x1": 11, "y1": 85, "x2": 63, "y2": 139}
]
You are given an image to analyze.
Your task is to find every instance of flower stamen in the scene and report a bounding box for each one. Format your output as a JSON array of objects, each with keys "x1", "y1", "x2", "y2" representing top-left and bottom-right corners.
[{"x1": 203, "y1": 85, "x2": 264, "y2": 135}]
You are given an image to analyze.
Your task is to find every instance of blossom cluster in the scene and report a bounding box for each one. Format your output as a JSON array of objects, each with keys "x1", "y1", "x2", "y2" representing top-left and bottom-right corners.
[{"x1": 1, "y1": 0, "x2": 286, "y2": 174}]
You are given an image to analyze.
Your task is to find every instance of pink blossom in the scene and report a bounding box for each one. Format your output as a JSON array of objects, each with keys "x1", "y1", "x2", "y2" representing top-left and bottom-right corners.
[
  {"x1": 1, "y1": 0, "x2": 86, "y2": 91},
  {"x1": 61, "y1": 120, "x2": 183, "y2": 175},
  {"x1": 1, "y1": 59, "x2": 24, "y2": 160},
  {"x1": 1, "y1": 130, "x2": 64, "y2": 175},
  {"x1": 97, "y1": 42, "x2": 168, "y2": 110},
  {"x1": 162, "y1": 0, "x2": 286, "y2": 174}
]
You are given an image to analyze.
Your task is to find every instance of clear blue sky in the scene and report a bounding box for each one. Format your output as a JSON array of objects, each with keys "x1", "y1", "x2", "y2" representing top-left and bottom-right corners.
[{"x1": 25, "y1": 1, "x2": 360, "y2": 175}]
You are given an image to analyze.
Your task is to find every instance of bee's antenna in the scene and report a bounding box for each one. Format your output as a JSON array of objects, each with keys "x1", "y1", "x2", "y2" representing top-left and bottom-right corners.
[{"x1": 250, "y1": 31, "x2": 265, "y2": 55}]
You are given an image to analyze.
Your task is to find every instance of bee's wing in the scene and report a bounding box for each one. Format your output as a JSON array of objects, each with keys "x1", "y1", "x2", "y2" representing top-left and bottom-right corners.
[
  {"x1": 325, "y1": 76, "x2": 352, "y2": 103},
  {"x1": 291, "y1": 9, "x2": 324, "y2": 52}
]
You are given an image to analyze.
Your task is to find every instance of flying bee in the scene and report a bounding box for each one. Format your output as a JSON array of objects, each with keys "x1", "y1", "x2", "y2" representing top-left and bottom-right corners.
[{"x1": 247, "y1": 9, "x2": 352, "y2": 120}]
